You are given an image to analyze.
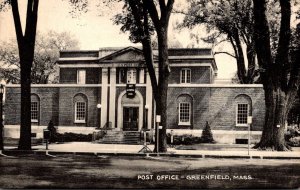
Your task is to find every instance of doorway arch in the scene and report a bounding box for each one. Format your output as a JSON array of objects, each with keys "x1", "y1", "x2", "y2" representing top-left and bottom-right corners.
[{"x1": 117, "y1": 90, "x2": 143, "y2": 131}]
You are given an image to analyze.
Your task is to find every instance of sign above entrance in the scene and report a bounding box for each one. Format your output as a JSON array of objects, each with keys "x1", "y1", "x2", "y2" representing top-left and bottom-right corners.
[{"x1": 126, "y1": 84, "x2": 136, "y2": 98}]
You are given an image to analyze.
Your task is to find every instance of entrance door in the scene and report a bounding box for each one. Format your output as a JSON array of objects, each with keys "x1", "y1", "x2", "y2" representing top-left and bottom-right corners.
[{"x1": 123, "y1": 107, "x2": 139, "y2": 131}]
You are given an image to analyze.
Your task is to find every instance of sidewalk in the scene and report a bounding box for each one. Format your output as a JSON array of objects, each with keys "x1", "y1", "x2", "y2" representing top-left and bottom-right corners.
[{"x1": 3, "y1": 142, "x2": 300, "y2": 159}]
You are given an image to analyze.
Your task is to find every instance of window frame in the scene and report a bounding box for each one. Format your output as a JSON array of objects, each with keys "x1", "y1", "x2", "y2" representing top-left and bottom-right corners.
[
  {"x1": 118, "y1": 68, "x2": 127, "y2": 84},
  {"x1": 31, "y1": 101, "x2": 39, "y2": 123},
  {"x1": 236, "y1": 103, "x2": 249, "y2": 127},
  {"x1": 178, "y1": 102, "x2": 191, "y2": 126},
  {"x1": 77, "y1": 69, "x2": 86, "y2": 84},
  {"x1": 180, "y1": 68, "x2": 191, "y2": 84},
  {"x1": 127, "y1": 68, "x2": 137, "y2": 84},
  {"x1": 75, "y1": 101, "x2": 86, "y2": 123}
]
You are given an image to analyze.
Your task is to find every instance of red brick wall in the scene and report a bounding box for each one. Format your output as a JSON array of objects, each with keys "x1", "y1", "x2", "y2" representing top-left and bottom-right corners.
[
  {"x1": 4, "y1": 87, "x2": 60, "y2": 126},
  {"x1": 167, "y1": 87, "x2": 265, "y2": 131},
  {"x1": 58, "y1": 87, "x2": 100, "y2": 127},
  {"x1": 4, "y1": 86, "x2": 265, "y2": 131}
]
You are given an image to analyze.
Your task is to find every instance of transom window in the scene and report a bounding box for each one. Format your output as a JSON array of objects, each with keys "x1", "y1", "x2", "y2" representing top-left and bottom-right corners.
[
  {"x1": 77, "y1": 69, "x2": 86, "y2": 84},
  {"x1": 236, "y1": 104, "x2": 248, "y2": 126},
  {"x1": 75, "y1": 102, "x2": 86, "y2": 123},
  {"x1": 179, "y1": 102, "x2": 191, "y2": 125},
  {"x1": 181, "y1": 69, "x2": 191, "y2": 83},
  {"x1": 31, "y1": 102, "x2": 39, "y2": 122}
]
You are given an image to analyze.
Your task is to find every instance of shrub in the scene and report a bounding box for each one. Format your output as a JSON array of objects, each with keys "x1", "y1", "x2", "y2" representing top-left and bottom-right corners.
[
  {"x1": 200, "y1": 121, "x2": 215, "y2": 143},
  {"x1": 287, "y1": 137, "x2": 300, "y2": 147},
  {"x1": 167, "y1": 134, "x2": 201, "y2": 145},
  {"x1": 285, "y1": 126, "x2": 300, "y2": 141},
  {"x1": 51, "y1": 132, "x2": 93, "y2": 143}
]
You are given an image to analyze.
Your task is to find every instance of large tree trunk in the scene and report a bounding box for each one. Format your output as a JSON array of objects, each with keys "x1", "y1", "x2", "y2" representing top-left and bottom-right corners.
[
  {"x1": 11, "y1": 0, "x2": 39, "y2": 150},
  {"x1": 154, "y1": 28, "x2": 169, "y2": 153},
  {"x1": 254, "y1": 85, "x2": 291, "y2": 151},
  {"x1": 252, "y1": 0, "x2": 296, "y2": 151},
  {"x1": 18, "y1": 45, "x2": 33, "y2": 150}
]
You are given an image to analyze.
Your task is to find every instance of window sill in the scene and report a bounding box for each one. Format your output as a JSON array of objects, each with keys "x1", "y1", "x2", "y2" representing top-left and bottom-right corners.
[
  {"x1": 178, "y1": 123, "x2": 191, "y2": 126},
  {"x1": 236, "y1": 124, "x2": 248, "y2": 127},
  {"x1": 74, "y1": 121, "x2": 86, "y2": 124},
  {"x1": 31, "y1": 120, "x2": 38, "y2": 123}
]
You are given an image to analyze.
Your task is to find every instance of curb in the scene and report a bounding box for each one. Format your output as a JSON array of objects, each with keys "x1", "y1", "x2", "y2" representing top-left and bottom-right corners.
[{"x1": 2, "y1": 150, "x2": 300, "y2": 160}]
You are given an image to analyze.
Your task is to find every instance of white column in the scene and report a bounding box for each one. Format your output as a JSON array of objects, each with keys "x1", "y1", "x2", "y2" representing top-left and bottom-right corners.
[
  {"x1": 146, "y1": 71, "x2": 153, "y2": 129},
  {"x1": 109, "y1": 67, "x2": 116, "y2": 129},
  {"x1": 101, "y1": 68, "x2": 108, "y2": 128},
  {"x1": 139, "y1": 68, "x2": 145, "y2": 84}
]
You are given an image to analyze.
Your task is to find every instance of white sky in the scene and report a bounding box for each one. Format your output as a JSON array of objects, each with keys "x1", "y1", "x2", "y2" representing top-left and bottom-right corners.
[{"x1": 0, "y1": 0, "x2": 237, "y2": 79}]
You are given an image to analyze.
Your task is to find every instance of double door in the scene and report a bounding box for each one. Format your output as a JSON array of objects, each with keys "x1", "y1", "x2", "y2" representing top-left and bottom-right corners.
[{"x1": 123, "y1": 107, "x2": 139, "y2": 131}]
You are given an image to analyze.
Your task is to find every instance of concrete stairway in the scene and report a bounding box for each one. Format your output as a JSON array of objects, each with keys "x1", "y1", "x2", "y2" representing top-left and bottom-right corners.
[{"x1": 97, "y1": 131, "x2": 141, "y2": 144}]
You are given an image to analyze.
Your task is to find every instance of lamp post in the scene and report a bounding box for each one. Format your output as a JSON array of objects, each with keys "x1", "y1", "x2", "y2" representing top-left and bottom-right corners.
[
  {"x1": 0, "y1": 84, "x2": 4, "y2": 151},
  {"x1": 247, "y1": 116, "x2": 253, "y2": 156},
  {"x1": 97, "y1": 104, "x2": 101, "y2": 129}
]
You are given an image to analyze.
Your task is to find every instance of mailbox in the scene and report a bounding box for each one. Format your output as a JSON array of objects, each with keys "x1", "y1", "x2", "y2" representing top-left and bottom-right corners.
[{"x1": 43, "y1": 129, "x2": 51, "y2": 140}]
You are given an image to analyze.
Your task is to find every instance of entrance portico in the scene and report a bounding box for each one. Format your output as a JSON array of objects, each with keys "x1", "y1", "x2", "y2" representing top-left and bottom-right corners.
[{"x1": 117, "y1": 90, "x2": 143, "y2": 131}]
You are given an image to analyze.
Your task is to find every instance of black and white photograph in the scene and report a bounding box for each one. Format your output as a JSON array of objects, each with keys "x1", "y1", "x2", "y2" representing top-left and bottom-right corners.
[{"x1": 0, "y1": 0, "x2": 299, "y2": 189}]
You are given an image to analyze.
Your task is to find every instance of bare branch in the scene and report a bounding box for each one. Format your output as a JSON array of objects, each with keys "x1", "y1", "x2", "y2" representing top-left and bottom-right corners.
[{"x1": 214, "y1": 51, "x2": 236, "y2": 58}]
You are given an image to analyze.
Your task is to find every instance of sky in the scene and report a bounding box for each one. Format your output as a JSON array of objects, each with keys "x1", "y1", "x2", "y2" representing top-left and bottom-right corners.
[{"x1": 0, "y1": 0, "x2": 237, "y2": 80}]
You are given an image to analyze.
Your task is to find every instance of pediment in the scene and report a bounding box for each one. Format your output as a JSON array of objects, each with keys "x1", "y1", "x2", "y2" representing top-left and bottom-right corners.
[{"x1": 99, "y1": 46, "x2": 157, "y2": 62}]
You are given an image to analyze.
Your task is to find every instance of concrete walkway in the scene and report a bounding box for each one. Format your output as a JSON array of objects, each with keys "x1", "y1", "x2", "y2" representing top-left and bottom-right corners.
[{"x1": 4, "y1": 142, "x2": 300, "y2": 159}]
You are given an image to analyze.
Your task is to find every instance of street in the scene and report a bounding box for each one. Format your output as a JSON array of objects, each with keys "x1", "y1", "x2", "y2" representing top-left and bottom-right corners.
[{"x1": 0, "y1": 154, "x2": 300, "y2": 189}]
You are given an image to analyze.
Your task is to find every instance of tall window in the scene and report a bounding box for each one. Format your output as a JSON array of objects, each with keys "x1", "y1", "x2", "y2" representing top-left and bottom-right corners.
[
  {"x1": 119, "y1": 68, "x2": 127, "y2": 84},
  {"x1": 181, "y1": 69, "x2": 191, "y2": 83},
  {"x1": 77, "y1": 69, "x2": 86, "y2": 84},
  {"x1": 74, "y1": 93, "x2": 88, "y2": 123},
  {"x1": 236, "y1": 104, "x2": 249, "y2": 126},
  {"x1": 235, "y1": 94, "x2": 252, "y2": 127},
  {"x1": 127, "y1": 68, "x2": 137, "y2": 84},
  {"x1": 31, "y1": 102, "x2": 39, "y2": 122},
  {"x1": 75, "y1": 102, "x2": 86, "y2": 123},
  {"x1": 179, "y1": 102, "x2": 191, "y2": 125}
]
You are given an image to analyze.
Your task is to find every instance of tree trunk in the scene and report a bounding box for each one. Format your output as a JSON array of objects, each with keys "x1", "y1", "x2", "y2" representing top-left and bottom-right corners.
[
  {"x1": 232, "y1": 30, "x2": 247, "y2": 84},
  {"x1": 252, "y1": 0, "x2": 296, "y2": 151},
  {"x1": 0, "y1": 92, "x2": 3, "y2": 150},
  {"x1": 154, "y1": 27, "x2": 169, "y2": 153},
  {"x1": 18, "y1": 46, "x2": 33, "y2": 150},
  {"x1": 254, "y1": 86, "x2": 291, "y2": 151},
  {"x1": 246, "y1": 44, "x2": 256, "y2": 83},
  {"x1": 11, "y1": 0, "x2": 39, "y2": 150}
]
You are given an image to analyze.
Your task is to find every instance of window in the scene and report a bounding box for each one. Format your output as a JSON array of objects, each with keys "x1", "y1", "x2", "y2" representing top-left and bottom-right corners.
[
  {"x1": 119, "y1": 68, "x2": 127, "y2": 84},
  {"x1": 127, "y1": 68, "x2": 137, "y2": 84},
  {"x1": 31, "y1": 102, "x2": 39, "y2": 122},
  {"x1": 236, "y1": 103, "x2": 248, "y2": 126},
  {"x1": 77, "y1": 69, "x2": 86, "y2": 84},
  {"x1": 75, "y1": 102, "x2": 86, "y2": 123},
  {"x1": 181, "y1": 69, "x2": 191, "y2": 83},
  {"x1": 179, "y1": 102, "x2": 191, "y2": 125}
]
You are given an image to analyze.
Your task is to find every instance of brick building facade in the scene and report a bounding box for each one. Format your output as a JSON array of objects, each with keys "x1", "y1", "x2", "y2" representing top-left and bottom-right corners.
[{"x1": 4, "y1": 47, "x2": 265, "y2": 143}]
